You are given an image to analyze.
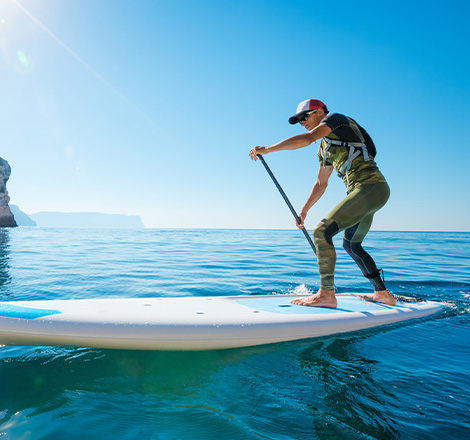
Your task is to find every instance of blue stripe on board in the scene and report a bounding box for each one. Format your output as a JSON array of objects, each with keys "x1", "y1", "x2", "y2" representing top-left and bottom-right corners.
[
  {"x1": 236, "y1": 296, "x2": 415, "y2": 315},
  {"x1": 0, "y1": 303, "x2": 62, "y2": 319}
]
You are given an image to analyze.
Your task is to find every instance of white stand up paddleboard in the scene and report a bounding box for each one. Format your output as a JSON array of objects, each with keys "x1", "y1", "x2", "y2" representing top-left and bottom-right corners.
[{"x1": 0, "y1": 294, "x2": 444, "y2": 351}]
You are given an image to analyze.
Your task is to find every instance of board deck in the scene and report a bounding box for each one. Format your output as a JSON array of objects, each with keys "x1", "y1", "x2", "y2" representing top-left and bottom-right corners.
[{"x1": 0, "y1": 294, "x2": 444, "y2": 351}]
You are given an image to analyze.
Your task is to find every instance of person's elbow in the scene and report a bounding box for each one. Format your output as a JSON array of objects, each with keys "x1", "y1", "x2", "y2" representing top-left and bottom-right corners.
[
  {"x1": 304, "y1": 131, "x2": 318, "y2": 146},
  {"x1": 315, "y1": 179, "x2": 328, "y2": 193}
]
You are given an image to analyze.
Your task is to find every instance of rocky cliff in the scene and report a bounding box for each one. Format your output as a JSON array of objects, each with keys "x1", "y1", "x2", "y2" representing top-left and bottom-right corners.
[{"x1": 0, "y1": 158, "x2": 17, "y2": 228}]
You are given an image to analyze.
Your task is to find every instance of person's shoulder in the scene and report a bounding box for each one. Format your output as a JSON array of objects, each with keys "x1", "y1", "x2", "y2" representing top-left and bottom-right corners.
[
  {"x1": 323, "y1": 112, "x2": 348, "y2": 121},
  {"x1": 322, "y1": 112, "x2": 349, "y2": 129}
]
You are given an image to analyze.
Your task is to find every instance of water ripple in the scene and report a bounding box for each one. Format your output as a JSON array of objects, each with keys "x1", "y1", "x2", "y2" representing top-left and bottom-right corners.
[{"x1": 0, "y1": 228, "x2": 469, "y2": 439}]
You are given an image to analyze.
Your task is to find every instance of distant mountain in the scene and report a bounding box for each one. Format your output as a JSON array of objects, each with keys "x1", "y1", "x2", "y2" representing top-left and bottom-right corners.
[
  {"x1": 30, "y1": 211, "x2": 145, "y2": 229},
  {"x1": 10, "y1": 205, "x2": 37, "y2": 226}
]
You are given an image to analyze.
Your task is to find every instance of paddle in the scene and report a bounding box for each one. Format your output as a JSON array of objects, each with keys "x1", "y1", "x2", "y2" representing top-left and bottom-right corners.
[{"x1": 256, "y1": 154, "x2": 316, "y2": 255}]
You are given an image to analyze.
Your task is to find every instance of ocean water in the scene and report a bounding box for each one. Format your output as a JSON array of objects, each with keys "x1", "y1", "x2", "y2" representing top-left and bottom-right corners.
[{"x1": 0, "y1": 227, "x2": 469, "y2": 439}]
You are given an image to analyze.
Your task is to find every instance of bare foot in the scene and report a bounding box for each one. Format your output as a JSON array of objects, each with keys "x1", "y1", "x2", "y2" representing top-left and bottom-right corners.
[
  {"x1": 291, "y1": 289, "x2": 337, "y2": 308},
  {"x1": 359, "y1": 290, "x2": 396, "y2": 306}
]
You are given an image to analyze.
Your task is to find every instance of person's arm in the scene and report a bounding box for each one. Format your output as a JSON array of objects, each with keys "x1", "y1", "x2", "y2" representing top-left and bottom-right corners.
[
  {"x1": 296, "y1": 164, "x2": 334, "y2": 228},
  {"x1": 249, "y1": 124, "x2": 332, "y2": 160}
]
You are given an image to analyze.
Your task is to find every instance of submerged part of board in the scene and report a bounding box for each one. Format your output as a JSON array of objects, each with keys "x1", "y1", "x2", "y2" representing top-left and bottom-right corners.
[{"x1": 0, "y1": 294, "x2": 444, "y2": 351}]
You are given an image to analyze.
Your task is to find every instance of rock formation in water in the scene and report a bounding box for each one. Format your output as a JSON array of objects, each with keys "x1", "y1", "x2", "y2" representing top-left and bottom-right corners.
[{"x1": 0, "y1": 157, "x2": 17, "y2": 228}]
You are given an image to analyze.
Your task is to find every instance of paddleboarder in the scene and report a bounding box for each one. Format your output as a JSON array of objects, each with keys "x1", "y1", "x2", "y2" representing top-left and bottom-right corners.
[{"x1": 249, "y1": 99, "x2": 395, "y2": 308}]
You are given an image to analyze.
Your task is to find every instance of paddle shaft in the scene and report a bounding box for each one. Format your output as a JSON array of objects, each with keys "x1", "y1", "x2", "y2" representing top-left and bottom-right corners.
[{"x1": 257, "y1": 155, "x2": 316, "y2": 255}]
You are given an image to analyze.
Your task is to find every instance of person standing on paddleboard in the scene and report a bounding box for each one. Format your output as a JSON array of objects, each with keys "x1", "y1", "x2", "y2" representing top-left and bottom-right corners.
[{"x1": 249, "y1": 99, "x2": 396, "y2": 308}]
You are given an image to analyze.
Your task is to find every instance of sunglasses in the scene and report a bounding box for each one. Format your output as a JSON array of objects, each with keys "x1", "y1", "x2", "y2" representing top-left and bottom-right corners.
[{"x1": 299, "y1": 109, "x2": 318, "y2": 123}]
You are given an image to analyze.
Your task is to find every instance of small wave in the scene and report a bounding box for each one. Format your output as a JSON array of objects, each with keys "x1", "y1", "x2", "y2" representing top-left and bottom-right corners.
[
  {"x1": 289, "y1": 284, "x2": 313, "y2": 295},
  {"x1": 440, "y1": 300, "x2": 470, "y2": 316}
]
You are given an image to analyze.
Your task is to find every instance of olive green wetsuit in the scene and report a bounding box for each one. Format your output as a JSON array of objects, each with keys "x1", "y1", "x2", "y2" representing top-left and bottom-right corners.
[{"x1": 314, "y1": 113, "x2": 390, "y2": 291}]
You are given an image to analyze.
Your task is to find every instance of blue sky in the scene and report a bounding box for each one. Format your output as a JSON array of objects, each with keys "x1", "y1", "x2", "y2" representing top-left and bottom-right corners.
[{"x1": 1, "y1": 0, "x2": 469, "y2": 230}]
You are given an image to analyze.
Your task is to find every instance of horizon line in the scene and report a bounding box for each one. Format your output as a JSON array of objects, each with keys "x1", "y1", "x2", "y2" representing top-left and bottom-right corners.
[{"x1": 7, "y1": 226, "x2": 470, "y2": 233}]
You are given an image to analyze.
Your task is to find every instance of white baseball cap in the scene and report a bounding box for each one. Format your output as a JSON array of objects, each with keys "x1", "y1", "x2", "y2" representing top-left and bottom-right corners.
[{"x1": 288, "y1": 99, "x2": 327, "y2": 125}]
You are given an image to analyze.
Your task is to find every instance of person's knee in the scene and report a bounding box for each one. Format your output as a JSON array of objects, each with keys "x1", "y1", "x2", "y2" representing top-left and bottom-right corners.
[
  {"x1": 313, "y1": 219, "x2": 339, "y2": 246},
  {"x1": 313, "y1": 222, "x2": 324, "y2": 243},
  {"x1": 343, "y1": 239, "x2": 364, "y2": 257}
]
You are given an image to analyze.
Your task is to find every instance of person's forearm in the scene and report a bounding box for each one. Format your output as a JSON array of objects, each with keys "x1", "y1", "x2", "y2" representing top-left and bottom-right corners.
[
  {"x1": 267, "y1": 133, "x2": 314, "y2": 153},
  {"x1": 301, "y1": 180, "x2": 328, "y2": 214}
]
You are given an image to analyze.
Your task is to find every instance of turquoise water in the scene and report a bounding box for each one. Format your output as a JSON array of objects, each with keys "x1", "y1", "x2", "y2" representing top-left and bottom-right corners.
[{"x1": 0, "y1": 228, "x2": 469, "y2": 439}]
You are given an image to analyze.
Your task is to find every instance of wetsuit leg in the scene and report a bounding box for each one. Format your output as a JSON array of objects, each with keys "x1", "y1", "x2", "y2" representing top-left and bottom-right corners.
[
  {"x1": 343, "y1": 215, "x2": 386, "y2": 291},
  {"x1": 313, "y1": 218, "x2": 340, "y2": 291},
  {"x1": 313, "y1": 183, "x2": 390, "y2": 291}
]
